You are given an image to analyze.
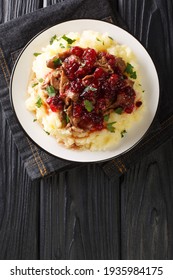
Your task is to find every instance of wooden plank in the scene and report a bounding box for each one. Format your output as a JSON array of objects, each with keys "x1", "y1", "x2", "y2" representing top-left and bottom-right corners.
[
  {"x1": 118, "y1": 0, "x2": 173, "y2": 260},
  {"x1": 40, "y1": 164, "x2": 121, "y2": 259},
  {"x1": 120, "y1": 139, "x2": 173, "y2": 259},
  {"x1": 0, "y1": 0, "x2": 43, "y2": 261},
  {"x1": 0, "y1": 0, "x2": 43, "y2": 23},
  {"x1": 0, "y1": 103, "x2": 40, "y2": 259}
]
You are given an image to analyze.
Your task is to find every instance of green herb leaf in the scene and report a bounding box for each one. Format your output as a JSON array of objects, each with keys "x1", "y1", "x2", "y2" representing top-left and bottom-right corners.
[
  {"x1": 50, "y1": 35, "x2": 57, "y2": 45},
  {"x1": 121, "y1": 129, "x2": 127, "y2": 138},
  {"x1": 60, "y1": 43, "x2": 65, "y2": 48},
  {"x1": 46, "y1": 85, "x2": 56, "y2": 97},
  {"x1": 38, "y1": 78, "x2": 43, "y2": 83},
  {"x1": 115, "y1": 107, "x2": 123, "y2": 114},
  {"x1": 108, "y1": 36, "x2": 113, "y2": 40},
  {"x1": 33, "y1": 118, "x2": 37, "y2": 122},
  {"x1": 104, "y1": 114, "x2": 110, "y2": 122},
  {"x1": 53, "y1": 57, "x2": 62, "y2": 67},
  {"x1": 84, "y1": 100, "x2": 94, "y2": 112},
  {"x1": 32, "y1": 83, "x2": 38, "y2": 88},
  {"x1": 33, "y1": 52, "x2": 41, "y2": 57},
  {"x1": 44, "y1": 130, "x2": 50, "y2": 135},
  {"x1": 66, "y1": 114, "x2": 70, "y2": 123},
  {"x1": 36, "y1": 97, "x2": 42, "y2": 108},
  {"x1": 107, "y1": 122, "x2": 116, "y2": 133},
  {"x1": 96, "y1": 37, "x2": 104, "y2": 45},
  {"x1": 82, "y1": 86, "x2": 97, "y2": 94},
  {"x1": 125, "y1": 63, "x2": 137, "y2": 79},
  {"x1": 87, "y1": 86, "x2": 97, "y2": 92},
  {"x1": 62, "y1": 34, "x2": 76, "y2": 44}
]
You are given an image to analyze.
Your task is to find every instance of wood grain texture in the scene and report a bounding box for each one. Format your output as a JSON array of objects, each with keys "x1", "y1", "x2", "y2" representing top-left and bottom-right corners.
[
  {"x1": 118, "y1": 0, "x2": 173, "y2": 260},
  {"x1": 0, "y1": 0, "x2": 43, "y2": 23},
  {"x1": 0, "y1": 0, "x2": 42, "y2": 260},
  {"x1": 117, "y1": 0, "x2": 173, "y2": 122},
  {"x1": 43, "y1": 0, "x2": 64, "y2": 7},
  {"x1": 121, "y1": 139, "x2": 173, "y2": 259},
  {"x1": 40, "y1": 165, "x2": 120, "y2": 259},
  {"x1": 0, "y1": 103, "x2": 40, "y2": 259}
]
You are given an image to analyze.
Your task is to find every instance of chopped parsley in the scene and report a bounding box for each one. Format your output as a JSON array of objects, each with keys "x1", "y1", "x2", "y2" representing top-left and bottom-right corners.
[
  {"x1": 50, "y1": 34, "x2": 57, "y2": 45},
  {"x1": 36, "y1": 97, "x2": 42, "y2": 108},
  {"x1": 66, "y1": 114, "x2": 70, "y2": 124},
  {"x1": 32, "y1": 79, "x2": 43, "y2": 87},
  {"x1": 67, "y1": 45, "x2": 72, "y2": 49},
  {"x1": 115, "y1": 107, "x2": 123, "y2": 114},
  {"x1": 33, "y1": 118, "x2": 37, "y2": 122},
  {"x1": 96, "y1": 37, "x2": 104, "y2": 45},
  {"x1": 46, "y1": 85, "x2": 56, "y2": 97},
  {"x1": 62, "y1": 34, "x2": 76, "y2": 44},
  {"x1": 82, "y1": 86, "x2": 97, "y2": 94},
  {"x1": 53, "y1": 57, "x2": 62, "y2": 67},
  {"x1": 104, "y1": 115, "x2": 117, "y2": 133},
  {"x1": 121, "y1": 129, "x2": 127, "y2": 138},
  {"x1": 86, "y1": 86, "x2": 97, "y2": 92},
  {"x1": 60, "y1": 43, "x2": 65, "y2": 48},
  {"x1": 33, "y1": 52, "x2": 41, "y2": 57},
  {"x1": 108, "y1": 36, "x2": 113, "y2": 40},
  {"x1": 125, "y1": 63, "x2": 137, "y2": 79},
  {"x1": 32, "y1": 82, "x2": 38, "y2": 88},
  {"x1": 104, "y1": 114, "x2": 110, "y2": 122},
  {"x1": 84, "y1": 100, "x2": 94, "y2": 112},
  {"x1": 44, "y1": 130, "x2": 50, "y2": 135},
  {"x1": 107, "y1": 122, "x2": 116, "y2": 133}
]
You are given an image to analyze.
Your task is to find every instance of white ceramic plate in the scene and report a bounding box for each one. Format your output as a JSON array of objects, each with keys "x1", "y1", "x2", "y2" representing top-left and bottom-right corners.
[{"x1": 10, "y1": 19, "x2": 159, "y2": 162}]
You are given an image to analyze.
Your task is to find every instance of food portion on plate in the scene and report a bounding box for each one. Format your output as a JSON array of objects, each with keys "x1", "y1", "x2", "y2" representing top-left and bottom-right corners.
[{"x1": 26, "y1": 30, "x2": 145, "y2": 150}]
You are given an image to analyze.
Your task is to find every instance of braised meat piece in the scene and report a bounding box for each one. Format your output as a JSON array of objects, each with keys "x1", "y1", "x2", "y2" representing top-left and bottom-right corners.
[
  {"x1": 59, "y1": 70, "x2": 69, "y2": 96},
  {"x1": 115, "y1": 57, "x2": 126, "y2": 73}
]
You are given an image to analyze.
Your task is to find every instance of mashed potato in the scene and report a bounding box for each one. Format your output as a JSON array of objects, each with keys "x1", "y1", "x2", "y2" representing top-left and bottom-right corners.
[{"x1": 26, "y1": 30, "x2": 145, "y2": 151}]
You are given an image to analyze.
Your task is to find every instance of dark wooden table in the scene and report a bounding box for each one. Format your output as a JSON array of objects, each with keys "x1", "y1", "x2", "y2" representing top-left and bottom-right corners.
[{"x1": 0, "y1": 0, "x2": 173, "y2": 260}]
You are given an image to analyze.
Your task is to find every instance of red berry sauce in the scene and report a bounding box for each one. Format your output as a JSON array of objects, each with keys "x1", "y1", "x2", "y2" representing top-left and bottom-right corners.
[{"x1": 45, "y1": 46, "x2": 141, "y2": 131}]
